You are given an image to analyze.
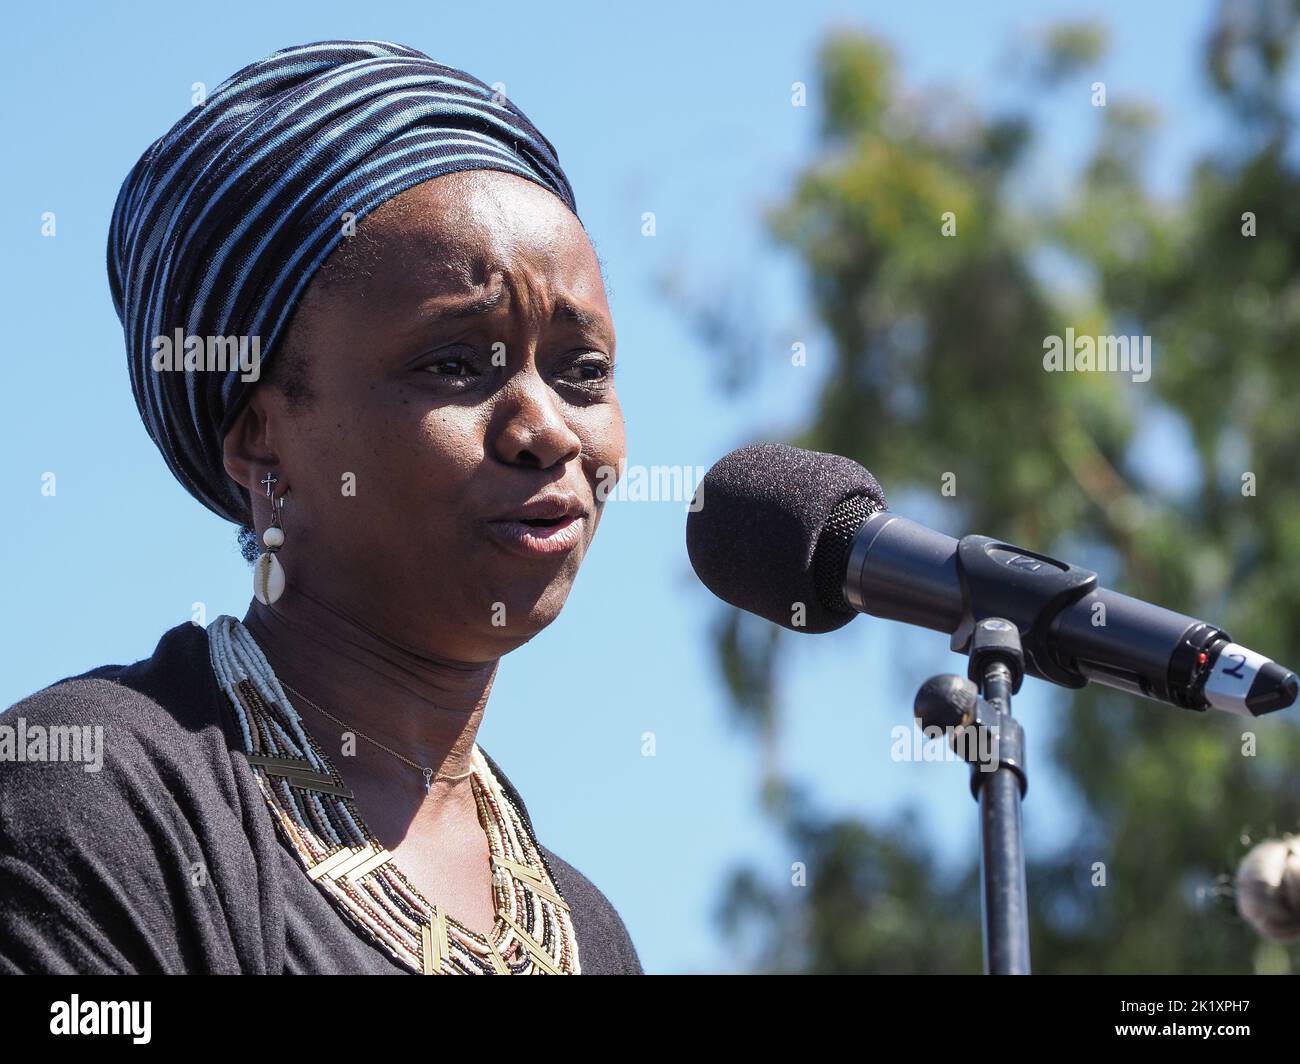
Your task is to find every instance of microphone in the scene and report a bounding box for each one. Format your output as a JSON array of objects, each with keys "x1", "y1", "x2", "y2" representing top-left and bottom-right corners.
[{"x1": 686, "y1": 442, "x2": 1298, "y2": 717}]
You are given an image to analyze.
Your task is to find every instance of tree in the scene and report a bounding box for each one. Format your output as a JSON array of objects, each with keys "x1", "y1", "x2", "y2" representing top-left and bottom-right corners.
[{"x1": 703, "y1": 1, "x2": 1300, "y2": 974}]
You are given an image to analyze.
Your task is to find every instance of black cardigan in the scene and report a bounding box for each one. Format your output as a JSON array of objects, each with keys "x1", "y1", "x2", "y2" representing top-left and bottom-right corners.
[{"x1": 0, "y1": 621, "x2": 642, "y2": 974}]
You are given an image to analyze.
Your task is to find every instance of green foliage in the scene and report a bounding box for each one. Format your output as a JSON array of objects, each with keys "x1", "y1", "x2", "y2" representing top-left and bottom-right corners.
[
  {"x1": 717, "y1": 791, "x2": 982, "y2": 973},
  {"x1": 710, "y1": 2, "x2": 1300, "y2": 973}
]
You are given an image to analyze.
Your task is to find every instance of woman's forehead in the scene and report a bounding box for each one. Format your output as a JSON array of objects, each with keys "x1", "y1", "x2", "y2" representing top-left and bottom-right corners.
[
  {"x1": 376, "y1": 173, "x2": 586, "y2": 249},
  {"x1": 348, "y1": 174, "x2": 605, "y2": 305}
]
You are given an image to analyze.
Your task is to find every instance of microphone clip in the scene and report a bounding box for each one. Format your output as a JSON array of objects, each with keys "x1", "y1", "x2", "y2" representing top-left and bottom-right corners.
[{"x1": 951, "y1": 535, "x2": 1098, "y2": 688}]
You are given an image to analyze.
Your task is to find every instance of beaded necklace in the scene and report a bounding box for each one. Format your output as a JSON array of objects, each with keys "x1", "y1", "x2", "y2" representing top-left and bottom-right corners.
[{"x1": 207, "y1": 614, "x2": 581, "y2": 974}]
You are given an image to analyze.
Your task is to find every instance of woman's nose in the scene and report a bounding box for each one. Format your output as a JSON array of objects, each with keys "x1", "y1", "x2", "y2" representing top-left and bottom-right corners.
[{"x1": 491, "y1": 373, "x2": 583, "y2": 470}]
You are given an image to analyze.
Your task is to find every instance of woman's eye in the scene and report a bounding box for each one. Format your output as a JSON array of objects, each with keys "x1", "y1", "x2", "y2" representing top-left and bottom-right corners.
[
  {"x1": 561, "y1": 356, "x2": 613, "y2": 385},
  {"x1": 425, "y1": 355, "x2": 477, "y2": 378}
]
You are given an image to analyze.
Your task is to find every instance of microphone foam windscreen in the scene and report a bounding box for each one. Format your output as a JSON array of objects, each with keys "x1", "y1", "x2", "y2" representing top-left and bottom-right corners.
[{"x1": 686, "y1": 443, "x2": 887, "y2": 633}]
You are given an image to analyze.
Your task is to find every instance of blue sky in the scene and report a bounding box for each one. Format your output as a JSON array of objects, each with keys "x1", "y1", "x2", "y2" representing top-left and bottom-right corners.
[{"x1": 0, "y1": 0, "x2": 1230, "y2": 972}]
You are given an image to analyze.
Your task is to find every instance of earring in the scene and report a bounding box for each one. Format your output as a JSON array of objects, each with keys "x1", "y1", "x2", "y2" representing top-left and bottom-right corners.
[{"x1": 254, "y1": 473, "x2": 287, "y2": 605}]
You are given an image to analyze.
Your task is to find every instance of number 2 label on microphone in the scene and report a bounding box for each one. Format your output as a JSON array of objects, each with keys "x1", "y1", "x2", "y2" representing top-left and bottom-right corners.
[{"x1": 1203, "y1": 643, "x2": 1270, "y2": 715}]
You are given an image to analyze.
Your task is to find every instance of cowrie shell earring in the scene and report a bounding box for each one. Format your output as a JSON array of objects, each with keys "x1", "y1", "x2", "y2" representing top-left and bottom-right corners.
[{"x1": 254, "y1": 472, "x2": 287, "y2": 605}]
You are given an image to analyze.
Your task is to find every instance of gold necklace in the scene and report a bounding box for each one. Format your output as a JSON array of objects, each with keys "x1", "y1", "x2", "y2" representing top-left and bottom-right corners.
[
  {"x1": 280, "y1": 679, "x2": 472, "y2": 792},
  {"x1": 208, "y1": 614, "x2": 580, "y2": 974}
]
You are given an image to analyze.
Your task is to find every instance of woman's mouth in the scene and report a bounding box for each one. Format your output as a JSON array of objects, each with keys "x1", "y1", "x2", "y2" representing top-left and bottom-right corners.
[{"x1": 485, "y1": 514, "x2": 585, "y2": 557}]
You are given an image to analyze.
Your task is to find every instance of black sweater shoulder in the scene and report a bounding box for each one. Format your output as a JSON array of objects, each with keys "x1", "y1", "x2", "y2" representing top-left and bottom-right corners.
[{"x1": 0, "y1": 622, "x2": 642, "y2": 975}]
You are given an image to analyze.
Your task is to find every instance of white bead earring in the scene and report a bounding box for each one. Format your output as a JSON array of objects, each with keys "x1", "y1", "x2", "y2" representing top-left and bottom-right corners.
[{"x1": 253, "y1": 472, "x2": 287, "y2": 605}]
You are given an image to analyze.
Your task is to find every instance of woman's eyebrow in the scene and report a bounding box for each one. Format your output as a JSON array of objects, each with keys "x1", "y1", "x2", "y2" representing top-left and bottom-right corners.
[
  {"x1": 411, "y1": 291, "x2": 612, "y2": 345},
  {"x1": 421, "y1": 290, "x2": 504, "y2": 322},
  {"x1": 553, "y1": 298, "x2": 614, "y2": 344}
]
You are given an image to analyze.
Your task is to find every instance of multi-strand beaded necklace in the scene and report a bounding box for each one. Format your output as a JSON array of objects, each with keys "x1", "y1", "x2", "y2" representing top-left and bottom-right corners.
[{"x1": 207, "y1": 614, "x2": 581, "y2": 974}]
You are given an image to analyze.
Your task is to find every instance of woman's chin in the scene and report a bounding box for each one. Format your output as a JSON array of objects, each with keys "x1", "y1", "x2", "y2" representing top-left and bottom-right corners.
[{"x1": 495, "y1": 588, "x2": 573, "y2": 641}]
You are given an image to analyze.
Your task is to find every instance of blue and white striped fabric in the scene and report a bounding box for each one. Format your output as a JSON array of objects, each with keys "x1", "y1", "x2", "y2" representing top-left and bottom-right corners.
[{"x1": 108, "y1": 39, "x2": 580, "y2": 525}]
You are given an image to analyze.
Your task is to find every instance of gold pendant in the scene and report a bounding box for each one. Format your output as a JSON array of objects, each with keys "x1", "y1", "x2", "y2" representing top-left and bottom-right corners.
[{"x1": 421, "y1": 906, "x2": 450, "y2": 975}]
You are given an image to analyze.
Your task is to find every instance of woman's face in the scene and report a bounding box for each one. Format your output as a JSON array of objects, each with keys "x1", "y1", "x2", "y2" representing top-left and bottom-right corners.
[{"x1": 233, "y1": 169, "x2": 625, "y2": 662}]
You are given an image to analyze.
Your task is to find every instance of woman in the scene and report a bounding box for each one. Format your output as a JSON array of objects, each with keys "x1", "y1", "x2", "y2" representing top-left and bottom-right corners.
[{"x1": 0, "y1": 40, "x2": 641, "y2": 975}]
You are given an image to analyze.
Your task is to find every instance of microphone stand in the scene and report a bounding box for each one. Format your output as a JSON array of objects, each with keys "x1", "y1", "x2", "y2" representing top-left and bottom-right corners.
[{"x1": 915, "y1": 617, "x2": 1030, "y2": 974}]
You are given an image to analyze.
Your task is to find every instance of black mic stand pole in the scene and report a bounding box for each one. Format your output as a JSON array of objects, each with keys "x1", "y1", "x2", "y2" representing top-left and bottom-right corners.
[
  {"x1": 915, "y1": 617, "x2": 1030, "y2": 973},
  {"x1": 970, "y1": 619, "x2": 1030, "y2": 974}
]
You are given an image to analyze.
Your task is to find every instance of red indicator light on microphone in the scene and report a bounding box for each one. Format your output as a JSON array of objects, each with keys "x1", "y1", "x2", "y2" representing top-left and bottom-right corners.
[{"x1": 1198, "y1": 652, "x2": 1208, "y2": 665}]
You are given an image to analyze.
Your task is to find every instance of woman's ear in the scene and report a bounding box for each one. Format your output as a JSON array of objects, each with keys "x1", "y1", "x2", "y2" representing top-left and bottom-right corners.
[{"x1": 222, "y1": 390, "x2": 282, "y2": 501}]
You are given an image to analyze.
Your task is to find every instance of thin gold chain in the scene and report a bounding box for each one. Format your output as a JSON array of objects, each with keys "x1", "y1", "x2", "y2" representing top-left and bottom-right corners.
[{"x1": 279, "y1": 680, "x2": 474, "y2": 784}]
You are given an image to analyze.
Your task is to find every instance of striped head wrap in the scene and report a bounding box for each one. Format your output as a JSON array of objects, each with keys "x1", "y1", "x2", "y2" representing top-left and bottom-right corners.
[{"x1": 108, "y1": 39, "x2": 580, "y2": 525}]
